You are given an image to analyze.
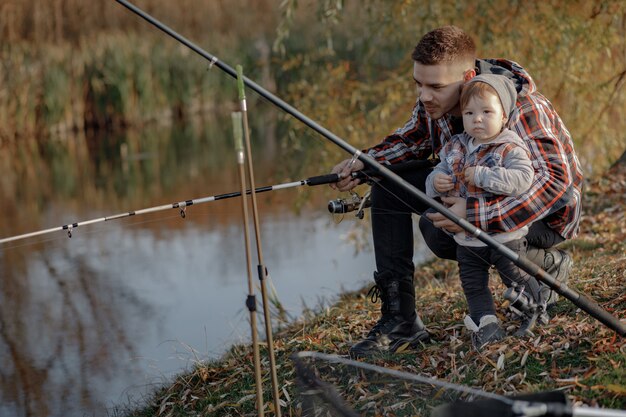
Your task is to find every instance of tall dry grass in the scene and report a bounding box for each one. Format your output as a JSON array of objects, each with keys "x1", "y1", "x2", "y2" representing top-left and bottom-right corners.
[
  {"x1": 1, "y1": 0, "x2": 624, "y2": 175},
  {"x1": 0, "y1": 0, "x2": 280, "y2": 142},
  {"x1": 0, "y1": 0, "x2": 278, "y2": 44}
]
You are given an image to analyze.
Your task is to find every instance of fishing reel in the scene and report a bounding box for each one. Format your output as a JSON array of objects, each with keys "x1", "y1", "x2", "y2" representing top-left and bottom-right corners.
[
  {"x1": 327, "y1": 191, "x2": 371, "y2": 219},
  {"x1": 504, "y1": 284, "x2": 549, "y2": 336},
  {"x1": 504, "y1": 285, "x2": 537, "y2": 317}
]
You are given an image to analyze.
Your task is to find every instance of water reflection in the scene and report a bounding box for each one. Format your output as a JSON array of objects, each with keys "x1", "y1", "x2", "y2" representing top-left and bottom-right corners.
[
  {"x1": 0, "y1": 115, "x2": 428, "y2": 416},
  {"x1": 0, "y1": 241, "x2": 151, "y2": 417}
]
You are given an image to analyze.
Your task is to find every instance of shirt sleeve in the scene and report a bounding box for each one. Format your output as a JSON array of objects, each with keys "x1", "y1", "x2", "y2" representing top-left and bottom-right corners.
[
  {"x1": 474, "y1": 144, "x2": 533, "y2": 196},
  {"x1": 366, "y1": 101, "x2": 433, "y2": 164},
  {"x1": 466, "y1": 98, "x2": 572, "y2": 234}
]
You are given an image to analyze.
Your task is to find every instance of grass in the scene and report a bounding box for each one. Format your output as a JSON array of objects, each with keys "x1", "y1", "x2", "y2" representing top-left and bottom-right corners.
[{"x1": 119, "y1": 163, "x2": 626, "y2": 416}]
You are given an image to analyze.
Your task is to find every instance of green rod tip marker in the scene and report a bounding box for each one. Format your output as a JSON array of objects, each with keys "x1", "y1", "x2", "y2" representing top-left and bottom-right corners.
[{"x1": 231, "y1": 112, "x2": 243, "y2": 151}]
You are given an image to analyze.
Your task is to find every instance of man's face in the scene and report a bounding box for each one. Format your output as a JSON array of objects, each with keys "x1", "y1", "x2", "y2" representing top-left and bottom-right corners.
[{"x1": 413, "y1": 61, "x2": 468, "y2": 119}]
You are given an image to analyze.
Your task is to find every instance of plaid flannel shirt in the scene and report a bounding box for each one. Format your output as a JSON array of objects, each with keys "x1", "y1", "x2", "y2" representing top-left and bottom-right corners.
[{"x1": 366, "y1": 58, "x2": 583, "y2": 239}]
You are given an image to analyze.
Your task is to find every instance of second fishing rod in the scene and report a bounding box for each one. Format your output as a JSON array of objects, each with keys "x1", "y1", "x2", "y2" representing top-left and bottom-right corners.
[
  {"x1": 115, "y1": 0, "x2": 625, "y2": 337},
  {"x1": 0, "y1": 167, "x2": 379, "y2": 245}
]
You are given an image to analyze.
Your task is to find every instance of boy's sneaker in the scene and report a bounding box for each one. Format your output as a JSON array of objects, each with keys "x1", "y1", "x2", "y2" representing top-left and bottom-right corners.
[
  {"x1": 514, "y1": 310, "x2": 550, "y2": 337},
  {"x1": 464, "y1": 315, "x2": 505, "y2": 351}
]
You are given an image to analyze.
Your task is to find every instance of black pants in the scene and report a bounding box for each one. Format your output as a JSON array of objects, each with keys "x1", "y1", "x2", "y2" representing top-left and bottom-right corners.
[
  {"x1": 371, "y1": 165, "x2": 433, "y2": 279},
  {"x1": 457, "y1": 239, "x2": 542, "y2": 322},
  {"x1": 370, "y1": 164, "x2": 565, "y2": 278}
]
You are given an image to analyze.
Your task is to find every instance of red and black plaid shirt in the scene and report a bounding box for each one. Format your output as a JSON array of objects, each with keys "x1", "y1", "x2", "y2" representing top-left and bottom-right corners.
[{"x1": 367, "y1": 59, "x2": 583, "y2": 239}]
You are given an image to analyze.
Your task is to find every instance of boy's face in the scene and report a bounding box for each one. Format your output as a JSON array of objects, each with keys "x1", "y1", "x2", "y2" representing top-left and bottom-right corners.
[
  {"x1": 413, "y1": 61, "x2": 470, "y2": 119},
  {"x1": 462, "y1": 92, "x2": 507, "y2": 143}
]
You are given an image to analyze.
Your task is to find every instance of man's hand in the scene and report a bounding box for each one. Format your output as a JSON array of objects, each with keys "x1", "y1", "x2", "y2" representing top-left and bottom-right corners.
[
  {"x1": 425, "y1": 196, "x2": 466, "y2": 233},
  {"x1": 329, "y1": 158, "x2": 365, "y2": 192}
]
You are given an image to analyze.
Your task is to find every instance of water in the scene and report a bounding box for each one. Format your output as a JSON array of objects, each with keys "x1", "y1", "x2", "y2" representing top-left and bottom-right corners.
[{"x1": 0, "y1": 117, "x2": 430, "y2": 416}]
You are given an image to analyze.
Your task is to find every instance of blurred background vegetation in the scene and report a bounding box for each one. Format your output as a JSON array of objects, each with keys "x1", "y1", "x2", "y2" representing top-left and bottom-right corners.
[{"x1": 0, "y1": 0, "x2": 624, "y2": 179}]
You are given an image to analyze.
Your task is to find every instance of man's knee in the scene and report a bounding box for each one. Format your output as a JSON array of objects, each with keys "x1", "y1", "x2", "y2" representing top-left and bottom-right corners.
[
  {"x1": 526, "y1": 221, "x2": 565, "y2": 249},
  {"x1": 370, "y1": 180, "x2": 404, "y2": 211},
  {"x1": 419, "y1": 214, "x2": 457, "y2": 260},
  {"x1": 370, "y1": 165, "x2": 432, "y2": 213}
]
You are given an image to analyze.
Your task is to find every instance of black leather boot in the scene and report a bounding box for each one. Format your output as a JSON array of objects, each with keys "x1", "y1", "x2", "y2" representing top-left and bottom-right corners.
[{"x1": 349, "y1": 271, "x2": 429, "y2": 358}]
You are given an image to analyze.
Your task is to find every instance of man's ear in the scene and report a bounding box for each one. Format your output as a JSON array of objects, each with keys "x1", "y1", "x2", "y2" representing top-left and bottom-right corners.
[{"x1": 463, "y1": 69, "x2": 476, "y2": 82}]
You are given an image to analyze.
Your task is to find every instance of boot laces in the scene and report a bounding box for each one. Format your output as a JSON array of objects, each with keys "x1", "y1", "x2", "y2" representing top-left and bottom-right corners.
[
  {"x1": 367, "y1": 314, "x2": 396, "y2": 337},
  {"x1": 367, "y1": 284, "x2": 382, "y2": 303}
]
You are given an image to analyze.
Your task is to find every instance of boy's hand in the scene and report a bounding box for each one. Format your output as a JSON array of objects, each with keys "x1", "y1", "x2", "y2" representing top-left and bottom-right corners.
[
  {"x1": 464, "y1": 166, "x2": 476, "y2": 186},
  {"x1": 433, "y1": 173, "x2": 454, "y2": 193}
]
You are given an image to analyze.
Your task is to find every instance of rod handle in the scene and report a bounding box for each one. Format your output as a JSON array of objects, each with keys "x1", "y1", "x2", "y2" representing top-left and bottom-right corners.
[
  {"x1": 306, "y1": 173, "x2": 341, "y2": 186},
  {"x1": 231, "y1": 112, "x2": 244, "y2": 151},
  {"x1": 236, "y1": 65, "x2": 246, "y2": 101}
]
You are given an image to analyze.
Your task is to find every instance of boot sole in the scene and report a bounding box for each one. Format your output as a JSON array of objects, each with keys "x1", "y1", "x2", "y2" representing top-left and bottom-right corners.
[
  {"x1": 390, "y1": 329, "x2": 431, "y2": 352},
  {"x1": 349, "y1": 330, "x2": 430, "y2": 358}
]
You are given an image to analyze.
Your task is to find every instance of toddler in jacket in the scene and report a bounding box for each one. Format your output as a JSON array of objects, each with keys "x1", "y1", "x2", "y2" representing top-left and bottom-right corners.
[{"x1": 426, "y1": 74, "x2": 547, "y2": 350}]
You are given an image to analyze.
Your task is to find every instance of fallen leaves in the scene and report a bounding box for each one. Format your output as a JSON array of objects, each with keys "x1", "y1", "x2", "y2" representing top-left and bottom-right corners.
[{"x1": 126, "y1": 163, "x2": 626, "y2": 416}]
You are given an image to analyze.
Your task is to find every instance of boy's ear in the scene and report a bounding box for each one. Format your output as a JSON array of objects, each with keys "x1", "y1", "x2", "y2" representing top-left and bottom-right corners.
[{"x1": 463, "y1": 69, "x2": 476, "y2": 82}]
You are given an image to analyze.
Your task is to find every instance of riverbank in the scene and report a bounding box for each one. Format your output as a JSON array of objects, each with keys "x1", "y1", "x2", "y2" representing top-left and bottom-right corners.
[{"x1": 119, "y1": 158, "x2": 626, "y2": 416}]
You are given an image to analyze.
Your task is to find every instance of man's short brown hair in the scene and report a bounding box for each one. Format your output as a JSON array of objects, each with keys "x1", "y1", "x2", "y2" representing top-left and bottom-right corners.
[{"x1": 411, "y1": 26, "x2": 476, "y2": 67}]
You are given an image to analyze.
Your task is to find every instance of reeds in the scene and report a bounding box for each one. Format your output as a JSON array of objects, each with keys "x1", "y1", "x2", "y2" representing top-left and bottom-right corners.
[
  {"x1": 0, "y1": 0, "x2": 277, "y2": 45},
  {"x1": 0, "y1": 35, "x2": 215, "y2": 139},
  {"x1": 1, "y1": 0, "x2": 625, "y2": 174},
  {"x1": 0, "y1": 0, "x2": 280, "y2": 142}
]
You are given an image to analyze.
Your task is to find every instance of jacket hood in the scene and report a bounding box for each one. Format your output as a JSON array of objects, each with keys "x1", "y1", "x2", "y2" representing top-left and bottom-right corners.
[{"x1": 476, "y1": 59, "x2": 537, "y2": 98}]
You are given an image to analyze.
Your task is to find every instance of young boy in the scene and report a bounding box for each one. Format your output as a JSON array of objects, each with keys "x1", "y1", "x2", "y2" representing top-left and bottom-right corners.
[{"x1": 426, "y1": 74, "x2": 546, "y2": 350}]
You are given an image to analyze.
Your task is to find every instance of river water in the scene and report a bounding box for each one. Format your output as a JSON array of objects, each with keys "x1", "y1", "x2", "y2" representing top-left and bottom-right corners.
[{"x1": 0, "y1": 114, "x2": 430, "y2": 416}]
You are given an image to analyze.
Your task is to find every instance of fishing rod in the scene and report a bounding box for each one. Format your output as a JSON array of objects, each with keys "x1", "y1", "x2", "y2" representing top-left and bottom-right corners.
[
  {"x1": 232, "y1": 111, "x2": 265, "y2": 416},
  {"x1": 236, "y1": 66, "x2": 282, "y2": 416},
  {"x1": 293, "y1": 351, "x2": 626, "y2": 417},
  {"x1": 0, "y1": 159, "x2": 404, "y2": 245},
  {"x1": 432, "y1": 395, "x2": 626, "y2": 417},
  {"x1": 114, "y1": 0, "x2": 626, "y2": 337},
  {"x1": 0, "y1": 173, "x2": 344, "y2": 245}
]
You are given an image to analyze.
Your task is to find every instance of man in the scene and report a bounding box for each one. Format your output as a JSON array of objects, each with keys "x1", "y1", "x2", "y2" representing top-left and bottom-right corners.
[{"x1": 330, "y1": 26, "x2": 582, "y2": 358}]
